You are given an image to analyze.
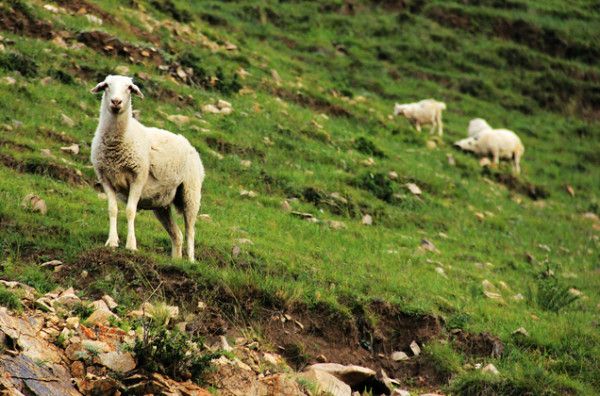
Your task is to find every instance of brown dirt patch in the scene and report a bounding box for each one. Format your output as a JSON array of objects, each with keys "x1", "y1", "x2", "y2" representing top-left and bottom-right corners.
[
  {"x1": 205, "y1": 137, "x2": 265, "y2": 159},
  {"x1": 270, "y1": 86, "x2": 352, "y2": 118},
  {"x1": 0, "y1": 139, "x2": 33, "y2": 152},
  {"x1": 0, "y1": 152, "x2": 88, "y2": 186},
  {"x1": 0, "y1": 2, "x2": 54, "y2": 39},
  {"x1": 39, "y1": 128, "x2": 78, "y2": 144},
  {"x1": 452, "y1": 330, "x2": 504, "y2": 358},
  {"x1": 54, "y1": 0, "x2": 115, "y2": 23},
  {"x1": 491, "y1": 172, "x2": 549, "y2": 200},
  {"x1": 76, "y1": 31, "x2": 164, "y2": 65}
]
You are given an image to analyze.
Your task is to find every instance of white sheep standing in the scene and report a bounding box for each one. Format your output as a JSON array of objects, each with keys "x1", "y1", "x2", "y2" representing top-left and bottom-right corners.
[
  {"x1": 454, "y1": 128, "x2": 524, "y2": 175},
  {"x1": 467, "y1": 117, "x2": 492, "y2": 138},
  {"x1": 90, "y1": 75, "x2": 204, "y2": 262},
  {"x1": 393, "y1": 99, "x2": 447, "y2": 136}
]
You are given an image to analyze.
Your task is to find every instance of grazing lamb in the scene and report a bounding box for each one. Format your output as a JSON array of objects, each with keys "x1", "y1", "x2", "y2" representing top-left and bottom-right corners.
[
  {"x1": 454, "y1": 129, "x2": 524, "y2": 175},
  {"x1": 467, "y1": 118, "x2": 492, "y2": 138},
  {"x1": 393, "y1": 99, "x2": 446, "y2": 136},
  {"x1": 90, "y1": 75, "x2": 204, "y2": 262}
]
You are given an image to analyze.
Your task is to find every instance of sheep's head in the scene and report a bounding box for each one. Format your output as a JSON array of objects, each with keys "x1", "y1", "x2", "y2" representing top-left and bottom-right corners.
[
  {"x1": 454, "y1": 137, "x2": 477, "y2": 152},
  {"x1": 393, "y1": 103, "x2": 406, "y2": 116},
  {"x1": 91, "y1": 75, "x2": 143, "y2": 115}
]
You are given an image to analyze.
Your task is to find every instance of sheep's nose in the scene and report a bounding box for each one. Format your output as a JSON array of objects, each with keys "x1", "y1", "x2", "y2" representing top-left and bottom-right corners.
[{"x1": 111, "y1": 98, "x2": 122, "y2": 106}]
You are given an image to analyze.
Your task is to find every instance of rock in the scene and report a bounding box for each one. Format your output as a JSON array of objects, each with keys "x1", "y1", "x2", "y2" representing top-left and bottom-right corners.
[
  {"x1": 98, "y1": 351, "x2": 136, "y2": 373},
  {"x1": 1, "y1": 76, "x2": 16, "y2": 85},
  {"x1": 197, "y1": 301, "x2": 207, "y2": 310},
  {"x1": 482, "y1": 363, "x2": 500, "y2": 375},
  {"x1": 263, "y1": 352, "x2": 280, "y2": 366},
  {"x1": 40, "y1": 76, "x2": 53, "y2": 85},
  {"x1": 60, "y1": 144, "x2": 80, "y2": 155},
  {"x1": 303, "y1": 368, "x2": 351, "y2": 396},
  {"x1": 447, "y1": 153, "x2": 456, "y2": 166},
  {"x1": 406, "y1": 183, "x2": 422, "y2": 195},
  {"x1": 479, "y1": 157, "x2": 492, "y2": 167},
  {"x1": 307, "y1": 363, "x2": 376, "y2": 387},
  {"x1": 426, "y1": 140, "x2": 437, "y2": 149},
  {"x1": 391, "y1": 351, "x2": 409, "y2": 361},
  {"x1": 420, "y1": 239, "x2": 438, "y2": 253},
  {"x1": 568, "y1": 288, "x2": 583, "y2": 297},
  {"x1": 71, "y1": 360, "x2": 85, "y2": 378},
  {"x1": 220, "y1": 335, "x2": 233, "y2": 352},
  {"x1": 55, "y1": 288, "x2": 81, "y2": 307},
  {"x1": 202, "y1": 104, "x2": 221, "y2": 114},
  {"x1": 91, "y1": 299, "x2": 110, "y2": 312},
  {"x1": 281, "y1": 200, "x2": 292, "y2": 212},
  {"x1": 271, "y1": 69, "x2": 282, "y2": 84},
  {"x1": 199, "y1": 214, "x2": 212, "y2": 222},
  {"x1": 388, "y1": 171, "x2": 398, "y2": 180},
  {"x1": 582, "y1": 212, "x2": 599, "y2": 222},
  {"x1": 409, "y1": 341, "x2": 421, "y2": 356},
  {"x1": 512, "y1": 327, "x2": 529, "y2": 337},
  {"x1": 475, "y1": 212, "x2": 485, "y2": 221},
  {"x1": 566, "y1": 185, "x2": 575, "y2": 197},
  {"x1": 86, "y1": 309, "x2": 117, "y2": 326},
  {"x1": 61, "y1": 113, "x2": 75, "y2": 127},
  {"x1": 35, "y1": 297, "x2": 54, "y2": 312},
  {"x1": 361, "y1": 157, "x2": 375, "y2": 166},
  {"x1": 21, "y1": 194, "x2": 48, "y2": 215},
  {"x1": 41, "y1": 259, "x2": 63, "y2": 268},
  {"x1": 362, "y1": 214, "x2": 373, "y2": 225},
  {"x1": 66, "y1": 317, "x2": 80, "y2": 329},
  {"x1": 237, "y1": 238, "x2": 254, "y2": 245},
  {"x1": 82, "y1": 340, "x2": 111, "y2": 354},
  {"x1": 328, "y1": 220, "x2": 346, "y2": 230},
  {"x1": 101, "y1": 295, "x2": 118, "y2": 311},
  {"x1": 85, "y1": 14, "x2": 103, "y2": 25},
  {"x1": 512, "y1": 293, "x2": 524, "y2": 301},
  {"x1": 167, "y1": 114, "x2": 190, "y2": 125},
  {"x1": 240, "y1": 189, "x2": 258, "y2": 198},
  {"x1": 217, "y1": 99, "x2": 232, "y2": 110},
  {"x1": 435, "y1": 267, "x2": 447, "y2": 277},
  {"x1": 393, "y1": 390, "x2": 410, "y2": 396},
  {"x1": 240, "y1": 159, "x2": 252, "y2": 168},
  {"x1": 114, "y1": 65, "x2": 130, "y2": 75}
]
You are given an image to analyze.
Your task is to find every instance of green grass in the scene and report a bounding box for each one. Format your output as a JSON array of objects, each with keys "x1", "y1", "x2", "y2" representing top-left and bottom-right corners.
[{"x1": 0, "y1": 0, "x2": 599, "y2": 393}]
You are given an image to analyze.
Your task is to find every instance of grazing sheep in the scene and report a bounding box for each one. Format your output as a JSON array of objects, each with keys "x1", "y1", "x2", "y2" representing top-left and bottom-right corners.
[
  {"x1": 393, "y1": 99, "x2": 446, "y2": 136},
  {"x1": 90, "y1": 75, "x2": 204, "y2": 262},
  {"x1": 467, "y1": 118, "x2": 492, "y2": 138},
  {"x1": 454, "y1": 129, "x2": 524, "y2": 175}
]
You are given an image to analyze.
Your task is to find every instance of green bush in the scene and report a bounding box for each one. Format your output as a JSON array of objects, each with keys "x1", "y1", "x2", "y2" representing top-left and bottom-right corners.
[{"x1": 0, "y1": 286, "x2": 22, "y2": 311}]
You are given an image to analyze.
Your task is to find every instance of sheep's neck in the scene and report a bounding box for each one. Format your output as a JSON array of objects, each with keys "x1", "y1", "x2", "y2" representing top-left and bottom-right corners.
[{"x1": 99, "y1": 109, "x2": 131, "y2": 143}]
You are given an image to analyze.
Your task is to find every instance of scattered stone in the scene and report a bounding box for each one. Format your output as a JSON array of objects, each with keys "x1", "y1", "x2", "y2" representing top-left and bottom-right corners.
[
  {"x1": 307, "y1": 363, "x2": 376, "y2": 387},
  {"x1": 167, "y1": 114, "x2": 190, "y2": 125},
  {"x1": 565, "y1": 185, "x2": 575, "y2": 197},
  {"x1": 391, "y1": 351, "x2": 409, "y2": 361},
  {"x1": 582, "y1": 212, "x2": 599, "y2": 222},
  {"x1": 271, "y1": 69, "x2": 282, "y2": 84},
  {"x1": 86, "y1": 308, "x2": 117, "y2": 326},
  {"x1": 281, "y1": 200, "x2": 292, "y2": 212},
  {"x1": 420, "y1": 239, "x2": 438, "y2": 253},
  {"x1": 71, "y1": 360, "x2": 85, "y2": 378},
  {"x1": 393, "y1": 390, "x2": 410, "y2": 396},
  {"x1": 361, "y1": 214, "x2": 373, "y2": 225},
  {"x1": 426, "y1": 140, "x2": 437, "y2": 149},
  {"x1": 66, "y1": 316, "x2": 80, "y2": 329},
  {"x1": 388, "y1": 171, "x2": 398, "y2": 180},
  {"x1": 240, "y1": 159, "x2": 252, "y2": 168},
  {"x1": 101, "y1": 295, "x2": 118, "y2": 311},
  {"x1": 55, "y1": 288, "x2": 81, "y2": 307},
  {"x1": 512, "y1": 327, "x2": 529, "y2": 337},
  {"x1": 41, "y1": 260, "x2": 62, "y2": 268},
  {"x1": 1, "y1": 76, "x2": 16, "y2": 85},
  {"x1": 568, "y1": 288, "x2": 583, "y2": 297},
  {"x1": 197, "y1": 301, "x2": 207, "y2": 310},
  {"x1": 232, "y1": 245, "x2": 241, "y2": 258},
  {"x1": 409, "y1": 341, "x2": 421, "y2": 356},
  {"x1": 219, "y1": 335, "x2": 233, "y2": 352},
  {"x1": 217, "y1": 99, "x2": 232, "y2": 110},
  {"x1": 328, "y1": 220, "x2": 346, "y2": 230},
  {"x1": 60, "y1": 144, "x2": 80, "y2": 155},
  {"x1": 406, "y1": 183, "x2": 422, "y2": 195},
  {"x1": 303, "y1": 368, "x2": 351, "y2": 396},
  {"x1": 240, "y1": 189, "x2": 258, "y2": 198},
  {"x1": 61, "y1": 113, "x2": 75, "y2": 128},
  {"x1": 482, "y1": 280, "x2": 504, "y2": 301},
  {"x1": 114, "y1": 65, "x2": 129, "y2": 75},
  {"x1": 21, "y1": 194, "x2": 48, "y2": 215},
  {"x1": 202, "y1": 104, "x2": 221, "y2": 114},
  {"x1": 482, "y1": 363, "x2": 500, "y2": 375},
  {"x1": 475, "y1": 212, "x2": 485, "y2": 221},
  {"x1": 447, "y1": 153, "x2": 456, "y2": 166},
  {"x1": 361, "y1": 157, "x2": 375, "y2": 166},
  {"x1": 435, "y1": 267, "x2": 447, "y2": 277}
]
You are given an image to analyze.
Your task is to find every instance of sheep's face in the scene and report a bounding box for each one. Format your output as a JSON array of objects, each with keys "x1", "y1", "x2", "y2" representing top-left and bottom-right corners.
[
  {"x1": 454, "y1": 137, "x2": 477, "y2": 152},
  {"x1": 393, "y1": 104, "x2": 406, "y2": 116},
  {"x1": 91, "y1": 75, "x2": 143, "y2": 115}
]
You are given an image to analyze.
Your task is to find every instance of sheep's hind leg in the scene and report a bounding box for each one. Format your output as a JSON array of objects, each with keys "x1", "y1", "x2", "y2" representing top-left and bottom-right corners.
[
  {"x1": 153, "y1": 206, "x2": 183, "y2": 259},
  {"x1": 182, "y1": 184, "x2": 201, "y2": 263},
  {"x1": 102, "y1": 181, "x2": 119, "y2": 248}
]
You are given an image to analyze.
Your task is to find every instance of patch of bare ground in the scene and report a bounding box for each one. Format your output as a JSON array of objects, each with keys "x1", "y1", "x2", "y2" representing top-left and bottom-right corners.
[
  {"x1": 0, "y1": 152, "x2": 88, "y2": 186},
  {"x1": 76, "y1": 31, "x2": 164, "y2": 65},
  {"x1": 0, "y1": 2, "x2": 54, "y2": 39}
]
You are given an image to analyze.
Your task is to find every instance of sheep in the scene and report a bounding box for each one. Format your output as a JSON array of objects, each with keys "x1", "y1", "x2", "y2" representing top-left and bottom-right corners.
[
  {"x1": 454, "y1": 128, "x2": 524, "y2": 175},
  {"x1": 90, "y1": 75, "x2": 205, "y2": 262},
  {"x1": 393, "y1": 99, "x2": 446, "y2": 136},
  {"x1": 467, "y1": 118, "x2": 492, "y2": 138}
]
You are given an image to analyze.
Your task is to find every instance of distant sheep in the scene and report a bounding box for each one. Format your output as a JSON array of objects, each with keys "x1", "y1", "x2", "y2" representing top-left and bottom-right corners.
[
  {"x1": 393, "y1": 99, "x2": 446, "y2": 136},
  {"x1": 454, "y1": 128, "x2": 524, "y2": 175},
  {"x1": 90, "y1": 75, "x2": 205, "y2": 262},
  {"x1": 467, "y1": 118, "x2": 492, "y2": 138}
]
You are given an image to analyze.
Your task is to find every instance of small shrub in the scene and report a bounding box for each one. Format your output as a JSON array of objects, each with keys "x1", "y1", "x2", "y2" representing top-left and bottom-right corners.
[
  {"x1": 0, "y1": 52, "x2": 38, "y2": 77},
  {"x1": 530, "y1": 277, "x2": 579, "y2": 313},
  {"x1": 150, "y1": 0, "x2": 191, "y2": 22},
  {"x1": 355, "y1": 172, "x2": 395, "y2": 203},
  {"x1": 0, "y1": 285, "x2": 22, "y2": 311},
  {"x1": 17, "y1": 266, "x2": 54, "y2": 293},
  {"x1": 49, "y1": 69, "x2": 75, "y2": 84},
  {"x1": 215, "y1": 67, "x2": 242, "y2": 94},
  {"x1": 134, "y1": 321, "x2": 221, "y2": 383},
  {"x1": 72, "y1": 302, "x2": 94, "y2": 320},
  {"x1": 354, "y1": 137, "x2": 386, "y2": 158}
]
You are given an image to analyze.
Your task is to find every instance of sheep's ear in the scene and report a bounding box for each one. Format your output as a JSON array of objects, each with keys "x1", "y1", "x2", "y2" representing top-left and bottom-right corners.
[
  {"x1": 91, "y1": 81, "x2": 107, "y2": 94},
  {"x1": 129, "y1": 84, "x2": 144, "y2": 99}
]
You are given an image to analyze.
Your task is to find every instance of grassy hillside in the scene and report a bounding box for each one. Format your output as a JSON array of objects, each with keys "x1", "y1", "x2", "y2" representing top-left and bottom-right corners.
[{"x1": 1, "y1": 0, "x2": 599, "y2": 394}]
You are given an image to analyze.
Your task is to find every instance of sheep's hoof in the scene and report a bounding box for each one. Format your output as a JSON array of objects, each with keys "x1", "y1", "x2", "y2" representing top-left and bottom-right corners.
[
  {"x1": 125, "y1": 245, "x2": 138, "y2": 251},
  {"x1": 105, "y1": 239, "x2": 119, "y2": 248}
]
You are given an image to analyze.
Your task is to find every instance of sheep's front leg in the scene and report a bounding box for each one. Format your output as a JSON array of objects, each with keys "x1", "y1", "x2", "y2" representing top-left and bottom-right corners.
[
  {"x1": 415, "y1": 122, "x2": 421, "y2": 133},
  {"x1": 102, "y1": 182, "x2": 119, "y2": 248},
  {"x1": 125, "y1": 181, "x2": 144, "y2": 251}
]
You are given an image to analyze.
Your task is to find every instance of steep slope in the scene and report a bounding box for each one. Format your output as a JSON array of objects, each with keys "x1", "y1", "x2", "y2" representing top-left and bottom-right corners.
[{"x1": 0, "y1": 0, "x2": 599, "y2": 394}]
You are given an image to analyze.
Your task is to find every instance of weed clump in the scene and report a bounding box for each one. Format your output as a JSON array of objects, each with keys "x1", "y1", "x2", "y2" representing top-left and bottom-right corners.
[
  {"x1": 0, "y1": 285, "x2": 22, "y2": 311},
  {"x1": 530, "y1": 277, "x2": 579, "y2": 313},
  {"x1": 354, "y1": 137, "x2": 386, "y2": 158},
  {"x1": 0, "y1": 52, "x2": 38, "y2": 77},
  {"x1": 150, "y1": 0, "x2": 191, "y2": 23},
  {"x1": 355, "y1": 172, "x2": 395, "y2": 203}
]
